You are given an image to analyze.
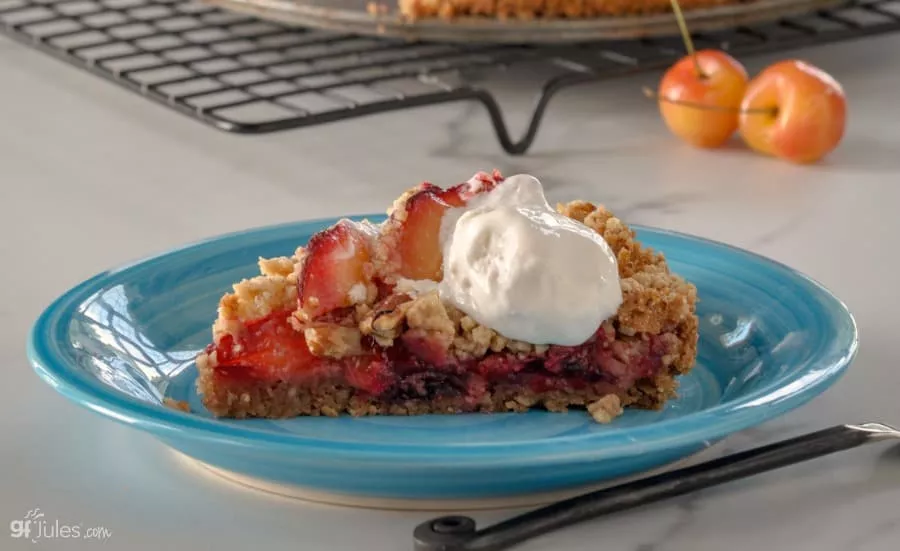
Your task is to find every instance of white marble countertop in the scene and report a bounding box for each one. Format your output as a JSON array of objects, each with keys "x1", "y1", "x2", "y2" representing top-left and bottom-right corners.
[{"x1": 2, "y1": 25, "x2": 900, "y2": 551}]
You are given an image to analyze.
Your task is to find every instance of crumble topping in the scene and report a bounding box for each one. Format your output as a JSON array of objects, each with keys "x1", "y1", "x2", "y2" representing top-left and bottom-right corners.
[
  {"x1": 557, "y1": 201, "x2": 666, "y2": 278},
  {"x1": 209, "y1": 199, "x2": 697, "y2": 366},
  {"x1": 454, "y1": 314, "x2": 495, "y2": 359},
  {"x1": 304, "y1": 326, "x2": 364, "y2": 358},
  {"x1": 258, "y1": 256, "x2": 295, "y2": 277},
  {"x1": 358, "y1": 293, "x2": 414, "y2": 346},
  {"x1": 618, "y1": 272, "x2": 696, "y2": 335},
  {"x1": 163, "y1": 397, "x2": 191, "y2": 413},
  {"x1": 406, "y1": 292, "x2": 455, "y2": 335},
  {"x1": 213, "y1": 273, "x2": 298, "y2": 341},
  {"x1": 556, "y1": 200, "x2": 596, "y2": 224},
  {"x1": 587, "y1": 394, "x2": 624, "y2": 424},
  {"x1": 348, "y1": 282, "x2": 368, "y2": 304},
  {"x1": 354, "y1": 290, "x2": 551, "y2": 360},
  {"x1": 395, "y1": 277, "x2": 439, "y2": 296}
]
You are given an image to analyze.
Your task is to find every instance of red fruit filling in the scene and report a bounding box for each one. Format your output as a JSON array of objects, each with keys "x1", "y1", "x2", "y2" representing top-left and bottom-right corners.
[
  {"x1": 209, "y1": 310, "x2": 672, "y2": 408},
  {"x1": 382, "y1": 170, "x2": 504, "y2": 282},
  {"x1": 212, "y1": 310, "x2": 323, "y2": 384},
  {"x1": 393, "y1": 189, "x2": 449, "y2": 281},
  {"x1": 297, "y1": 220, "x2": 373, "y2": 319}
]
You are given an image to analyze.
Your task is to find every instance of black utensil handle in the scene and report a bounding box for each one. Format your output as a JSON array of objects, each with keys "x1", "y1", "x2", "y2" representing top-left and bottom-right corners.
[{"x1": 414, "y1": 423, "x2": 899, "y2": 551}]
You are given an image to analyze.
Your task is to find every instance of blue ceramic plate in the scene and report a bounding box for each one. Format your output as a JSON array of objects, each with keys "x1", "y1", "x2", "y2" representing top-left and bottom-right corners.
[{"x1": 28, "y1": 216, "x2": 858, "y2": 504}]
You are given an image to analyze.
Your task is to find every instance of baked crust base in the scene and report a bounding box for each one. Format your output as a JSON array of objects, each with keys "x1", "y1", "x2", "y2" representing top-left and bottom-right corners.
[{"x1": 197, "y1": 365, "x2": 680, "y2": 421}]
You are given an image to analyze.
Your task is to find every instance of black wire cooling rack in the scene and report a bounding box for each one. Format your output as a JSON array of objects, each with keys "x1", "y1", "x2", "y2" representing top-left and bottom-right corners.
[{"x1": 2, "y1": 0, "x2": 899, "y2": 154}]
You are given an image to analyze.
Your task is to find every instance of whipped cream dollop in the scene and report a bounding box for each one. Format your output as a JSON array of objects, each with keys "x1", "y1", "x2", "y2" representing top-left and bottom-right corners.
[{"x1": 437, "y1": 174, "x2": 622, "y2": 346}]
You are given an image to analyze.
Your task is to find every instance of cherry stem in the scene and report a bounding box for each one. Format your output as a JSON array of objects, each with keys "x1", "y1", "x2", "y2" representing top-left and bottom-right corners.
[
  {"x1": 643, "y1": 87, "x2": 777, "y2": 115},
  {"x1": 669, "y1": 0, "x2": 704, "y2": 79}
]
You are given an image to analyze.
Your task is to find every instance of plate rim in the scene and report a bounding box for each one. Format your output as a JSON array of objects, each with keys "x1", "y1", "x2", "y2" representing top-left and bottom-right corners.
[{"x1": 28, "y1": 215, "x2": 859, "y2": 462}]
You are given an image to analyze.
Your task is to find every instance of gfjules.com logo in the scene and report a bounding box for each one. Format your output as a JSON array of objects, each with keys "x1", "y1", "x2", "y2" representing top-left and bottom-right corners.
[{"x1": 10, "y1": 508, "x2": 112, "y2": 543}]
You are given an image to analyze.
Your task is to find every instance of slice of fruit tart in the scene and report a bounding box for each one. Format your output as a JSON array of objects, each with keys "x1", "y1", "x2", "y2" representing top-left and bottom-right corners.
[
  {"x1": 196, "y1": 171, "x2": 698, "y2": 424},
  {"x1": 396, "y1": 0, "x2": 744, "y2": 21}
]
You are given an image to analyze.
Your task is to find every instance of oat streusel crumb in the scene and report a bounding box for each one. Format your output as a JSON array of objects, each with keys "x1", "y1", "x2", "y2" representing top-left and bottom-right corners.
[
  {"x1": 587, "y1": 394, "x2": 623, "y2": 424},
  {"x1": 163, "y1": 398, "x2": 191, "y2": 413},
  {"x1": 258, "y1": 256, "x2": 295, "y2": 277},
  {"x1": 405, "y1": 292, "x2": 456, "y2": 335},
  {"x1": 304, "y1": 326, "x2": 364, "y2": 358},
  {"x1": 213, "y1": 273, "x2": 298, "y2": 341}
]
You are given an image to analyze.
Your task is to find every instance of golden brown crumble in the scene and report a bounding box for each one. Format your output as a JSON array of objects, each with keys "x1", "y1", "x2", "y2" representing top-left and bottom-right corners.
[
  {"x1": 618, "y1": 272, "x2": 697, "y2": 335},
  {"x1": 557, "y1": 201, "x2": 666, "y2": 278},
  {"x1": 587, "y1": 394, "x2": 623, "y2": 424},
  {"x1": 556, "y1": 200, "x2": 596, "y2": 223},
  {"x1": 163, "y1": 397, "x2": 190, "y2": 413},
  {"x1": 212, "y1": 274, "x2": 298, "y2": 342},
  {"x1": 258, "y1": 256, "x2": 295, "y2": 277},
  {"x1": 355, "y1": 291, "x2": 551, "y2": 360},
  {"x1": 405, "y1": 292, "x2": 456, "y2": 335},
  {"x1": 304, "y1": 326, "x2": 364, "y2": 358},
  {"x1": 358, "y1": 294, "x2": 414, "y2": 346}
]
